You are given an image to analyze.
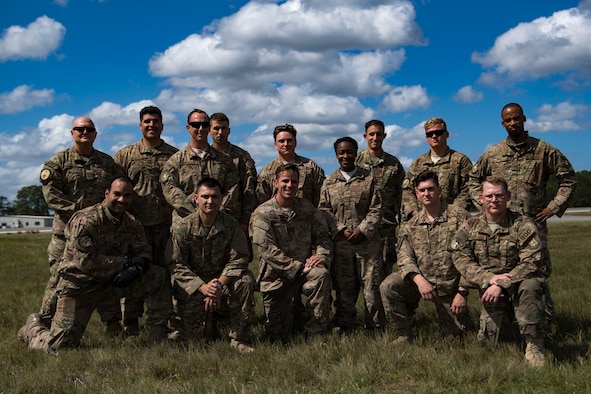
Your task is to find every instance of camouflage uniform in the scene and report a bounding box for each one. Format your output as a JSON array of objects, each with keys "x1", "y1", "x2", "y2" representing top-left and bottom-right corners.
[
  {"x1": 450, "y1": 210, "x2": 546, "y2": 344},
  {"x1": 250, "y1": 197, "x2": 333, "y2": 342},
  {"x1": 170, "y1": 210, "x2": 256, "y2": 342},
  {"x1": 160, "y1": 144, "x2": 240, "y2": 225},
  {"x1": 256, "y1": 155, "x2": 325, "y2": 207},
  {"x1": 467, "y1": 134, "x2": 576, "y2": 276},
  {"x1": 114, "y1": 140, "x2": 178, "y2": 330},
  {"x1": 402, "y1": 149, "x2": 473, "y2": 221},
  {"x1": 38, "y1": 147, "x2": 122, "y2": 324},
  {"x1": 24, "y1": 201, "x2": 172, "y2": 353},
  {"x1": 380, "y1": 204, "x2": 473, "y2": 339},
  {"x1": 318, "y1": 167, "x2": 384, "y2": 331},
  {"x1": 216, "y1": 143, "x2": 258, "y2": 228},
  {"x1": 356, "y1": 149, "x2": 404, "y2": 273}
]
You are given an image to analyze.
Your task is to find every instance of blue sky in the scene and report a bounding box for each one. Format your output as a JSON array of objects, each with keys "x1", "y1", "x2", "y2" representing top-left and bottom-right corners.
[{"x1": 1, "y1": 0, "x2": 590, "y2": 200}]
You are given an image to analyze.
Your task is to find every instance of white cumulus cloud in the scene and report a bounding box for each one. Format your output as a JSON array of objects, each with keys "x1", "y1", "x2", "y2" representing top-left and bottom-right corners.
[
  {"x1": 0, "y1": 85, "x2": 55, "y2": 114},
  {"x1": 382, "y1": 85, "x2": 431, "y2": 113},
  {"x1": 0, "y1": 16, "x2": 66, "y2": 62},
  {"x1": 453, "y1": 85, "x2": 483, "y2": 103}
]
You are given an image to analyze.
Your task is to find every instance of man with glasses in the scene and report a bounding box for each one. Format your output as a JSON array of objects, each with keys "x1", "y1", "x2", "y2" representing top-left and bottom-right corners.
[
  {"x1": 256, "y1": 124, "x2": 325, "y2": 207},
  {"x1": 160, "y1": 109, "x2": 239, "y2": 226},
  {"x1": 402, "y1": 117, "x2": 473, "y2": 222},
  {"x1": 114, "y1": 106, "x2": 178, "y2": 337},
  {"x1": 451, "y1": 176, "x2": 547, "y2": 367},
  {"x1": 35, "y1": 116, "x2": 123, "y2": 333}
]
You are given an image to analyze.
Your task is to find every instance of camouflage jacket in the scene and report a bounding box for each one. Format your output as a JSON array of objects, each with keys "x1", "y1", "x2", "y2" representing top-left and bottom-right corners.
[
  {"x1": 402, "y1": 149, "x2": 473, "y2": 221},
  {"x1": 450, "y1": 210, "x2": 543, "y2": 291},
  {"x1": 250, "y1": 197, "x2": 333, "y2": 293},
  {"x1": 356, "y1": 149, "x2": 404, "y2": 235},
  {"x1": 318, "y1": 167, "x2": 382, "y2": 240},
  {"x1": 58, "y1": 200, "x2": 151, "y2": 285},
  {"x1": 214, "y1": 143, "x2": 258, "y2": 226},
  {"x1": 114, "y1": 140, "x2": 178, "y2": 226},
  {"x1": 170, "y1": 210, "x2": 250, "y2": 297},
  {"x1": 256, "y1": 154, "x2": 325, "y2": 207},
  {"x1": 397, "y1": 204, "x2": 471, "y2": 296},
  {"x1": 39, "y1": 147, "x2": 122, "y2": 234},
  {"x1": 160, "y1": 144, "x2": 240, "y2": 224},
  {"x1": 468, "y1": 135, "x2": 576, "y2": 218}
]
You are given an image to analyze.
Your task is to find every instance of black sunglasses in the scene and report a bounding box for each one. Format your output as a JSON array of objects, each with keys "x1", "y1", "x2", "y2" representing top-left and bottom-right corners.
[
  {"x1": 188, "y1": 121, "x2": 210, "y2": 129},
  {"x1": 72, "y1": 126, "x2": 96, "y2": 133},
  {"x1": 425, "y1": 129, "x2": 446, "y2": 138}
]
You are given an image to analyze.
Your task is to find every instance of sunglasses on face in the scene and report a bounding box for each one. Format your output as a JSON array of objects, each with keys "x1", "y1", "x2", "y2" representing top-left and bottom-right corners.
[
  {"x1": 188, "y1": 121, "x2": 210, "y2": 129},
  {"x1": 425, "y1": 129, "x2": 446, "y2": 138},
  {"x1": 72, "y1": 126, "x2": 96, "y2": 133}
]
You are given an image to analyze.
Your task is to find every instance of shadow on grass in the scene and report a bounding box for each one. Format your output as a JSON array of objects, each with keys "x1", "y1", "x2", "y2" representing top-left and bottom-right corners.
[{"x1": 549, "y1": 312, "x2": 590, "y2": 364}]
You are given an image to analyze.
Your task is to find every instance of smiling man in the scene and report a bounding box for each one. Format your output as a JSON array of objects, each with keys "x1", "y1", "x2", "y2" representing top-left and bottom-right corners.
[
  {"x1": 402, "y1": 117, "x2": 473, "y2": 222},
  {"x1": 18, "y1": 176, "x2": 173, "y2": 353},
  {"x1": 250, "y1": 164, "x2": 333, "y2": 343}
]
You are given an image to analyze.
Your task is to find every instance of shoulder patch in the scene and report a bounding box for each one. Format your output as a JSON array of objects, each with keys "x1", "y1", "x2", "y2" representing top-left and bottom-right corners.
[
  {"x1": 75, "y1": 234, "x2": 94, "y2": 253},
  {"x1": 519, "y1": 227, "x2": 535, "y2": 245},
  {"x1": 40, "y1": 168, "x2": 51, "y2": 182}
]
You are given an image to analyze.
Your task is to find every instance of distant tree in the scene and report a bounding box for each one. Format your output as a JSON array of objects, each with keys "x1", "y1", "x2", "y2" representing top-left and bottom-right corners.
[
  {"x1": 0, "y1": 196, "x2": 15, "y2": 215},
  {"x1": 13, "y1": 185, "x2": 49, "y2": 215},
  {"x1": 545, "y1": 170, "x2": 591, "y2": 208}
]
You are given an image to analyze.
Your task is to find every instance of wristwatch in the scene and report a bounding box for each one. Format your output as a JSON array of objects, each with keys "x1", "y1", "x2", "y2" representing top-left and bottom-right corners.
[{"x1": 457, "y1": 289, "x2": 469, "y2": 298}]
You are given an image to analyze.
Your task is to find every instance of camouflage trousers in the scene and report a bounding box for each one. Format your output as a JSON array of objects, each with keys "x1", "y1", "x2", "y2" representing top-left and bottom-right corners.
[
  {"x1": 28, "y1": 264, "x2": 172, "y2": 353},
  {"x1": 122, "y1": 224, "x2": 171, "y2": 326},
  {"x1": 331, "y1": 237, "x2": 386, "y2": 331},
  {"x1": 379, "y1": 272, "x2": 473, "y2": 339},
  {"x1": 378, "y1": 231, "x2": 397, "y2": 276},
  {"x1": 173, "y1": 271, "x2": 256, "y2": 343},
  {"x1": 477, "y1": 277, "x2": 547, "y2": 345},
  {"x1": 261, "y1": 266, "x2": 332, "y2": 343},
  {"x1": 40, "y1": 233, "x2": 121, "y2": 326}
]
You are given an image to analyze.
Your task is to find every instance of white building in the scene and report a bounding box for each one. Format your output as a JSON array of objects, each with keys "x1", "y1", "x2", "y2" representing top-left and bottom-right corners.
[{"x1": 0, "y1": 215, "x2": 53, "y2": 229}]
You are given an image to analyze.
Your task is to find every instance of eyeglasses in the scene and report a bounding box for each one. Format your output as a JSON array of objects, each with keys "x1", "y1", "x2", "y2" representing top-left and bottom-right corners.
[
  {"x1": 188, "y1": 121, "x2": 210, "y2": 129},
  {"x1": 482, "y1": 193, "x2": 507, "y2": 201},
  {"x1": 72, "y1": 126, "x2": 96, "y2": 133},
  {"x1": 425, "y1": 129, "x2": 446, "y2": 138}
]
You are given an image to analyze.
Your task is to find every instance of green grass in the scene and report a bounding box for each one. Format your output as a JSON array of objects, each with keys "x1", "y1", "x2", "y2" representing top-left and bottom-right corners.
[{"x1": 1, "y1": 223, "x2": 591, "y2": 392}]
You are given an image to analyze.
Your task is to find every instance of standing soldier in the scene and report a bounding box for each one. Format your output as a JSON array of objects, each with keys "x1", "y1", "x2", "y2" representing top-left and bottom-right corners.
[
  {"x1": 319, "y1": 137, "x2": 384, "y2": 333},
  {"x1": 160, "y1": 109, "x2": 239, "y2": 226},
  {"x1": 17, "y1": 176, "x2": 173, "y2": 353},
  {"x1": 170, "y1": 178, "x2": 256, "y2": 352},
  {"x1": 251, "y1": 164, "x2": 333, "y2": 344},
  {"x1": 209, "y1": 112, "x2": 257, "y2": 236},
  {"x1": 256, "y1": 124, "x2": 325, "y2": 207},
  {"x1": 467, "y1": 103, "x2": 576, "y2": 321},
  {"x1": 402, "y1": 117, "x2": 473, "y2": 222},
  {"x1": 356, "y1": 119, "x2": 404, "y2": 273},
  {"x1": 37, "y1": 116, "x2": 123, "y2": 333},
  {"x1": 114, "y1": 106, "x2": 178, "y2": 336}
]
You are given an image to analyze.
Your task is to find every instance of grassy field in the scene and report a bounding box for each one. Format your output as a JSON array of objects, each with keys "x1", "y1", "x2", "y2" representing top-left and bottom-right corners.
[{"x1": 1, "y1": 222, "x2": 591, "y2": 392}]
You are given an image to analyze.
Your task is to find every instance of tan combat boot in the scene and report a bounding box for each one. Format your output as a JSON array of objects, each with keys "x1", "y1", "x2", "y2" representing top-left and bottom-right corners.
[
  {"x1": 524, "y1": 336, "x2": 545, "y2": 368},
  {"x1": 17, "y1": 313, "x2": 44, "y2": 345}
]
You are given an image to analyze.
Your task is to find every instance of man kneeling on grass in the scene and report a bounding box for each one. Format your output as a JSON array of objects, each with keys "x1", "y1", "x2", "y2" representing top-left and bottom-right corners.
[
  {"x1": 451, "y1": 176, "x2": 547, "y2": 367},
  {"x1": 169, "y1": 177, "x2": 256, "y2": 352},
  {"x1": 380, "y1": 170, "x2": 473, "y2": 344},
  {"x1": 18, "y1": 176, "x2": 172, "y2": 353}
]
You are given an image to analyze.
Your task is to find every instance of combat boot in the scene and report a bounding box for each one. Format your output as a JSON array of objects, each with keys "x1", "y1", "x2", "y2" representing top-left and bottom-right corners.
[
  {"x1": 524, "y1": 335, "x2": 545, "y2": 368},
  {"x1": 147, "y1": 325, "x2": 169, "y2": 344},
  {"x1": 123, "y1": 318, "x2": 140, "y2": 338},
  {"x1": 105, "y1": 320, "x2": 122, "y2": 337},
  {"x1": 231, "y1": 339, "x2": 255, "y2": 353},
  {"x1": 17, "y1": 313, "x2": 44, "y2": 345}
]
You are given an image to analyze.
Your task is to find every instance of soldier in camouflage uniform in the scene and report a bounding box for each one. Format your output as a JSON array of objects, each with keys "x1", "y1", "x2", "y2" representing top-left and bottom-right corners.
[
  {"x1": 468, "y1": 103, "x2": 576, "y2": 321},
  {"x1": 160, "y1": 109, "x2": 240, "y2": 226},
  {"x1": 209, "y1": 112, "x2": 257, "y2": 236},
  {"x1": 356, "y1": 119, "x2": 404, "y2": 274},
  {"x1": 114, "y1": 106, "x2": 178, "y2": 336},
  {"x1": 170, "y1": 178, "x2": 256, "y2": 352},
  {"x1": 37, "y1": 116, "x2": 123, "y2": 332},
  {"x1": 250, "y1": 164, "x2": 333, "y2": 343},
  {"x1": 402, "y1": 117, "x2": 473, "y2": 222},
  {"x1": 319, "y1": 137, "x2": 384, "y2": 333},
  {"x1": 380, "y1": 171, "x2": 473, "y2": 344},
  {"x1": 451, "y1": 176, "x2": 547, "y2": 367},
  {"x1": 17, "y1": 176, "x2": 172, "y2": 353},
  {"x1": 256, "y1": 124, "x2": 325, "y2": 207}
]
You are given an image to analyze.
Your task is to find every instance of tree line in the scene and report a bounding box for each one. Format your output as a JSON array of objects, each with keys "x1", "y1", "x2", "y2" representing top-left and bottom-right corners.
[{"x1": 1, "y1": 170, "x2": 590, "y2": 216}]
